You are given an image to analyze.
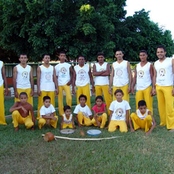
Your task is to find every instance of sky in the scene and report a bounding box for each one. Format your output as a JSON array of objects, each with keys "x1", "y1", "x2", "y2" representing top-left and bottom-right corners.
[{"x1": 124, "y1": 0, "x2": 174, "y2": 39}]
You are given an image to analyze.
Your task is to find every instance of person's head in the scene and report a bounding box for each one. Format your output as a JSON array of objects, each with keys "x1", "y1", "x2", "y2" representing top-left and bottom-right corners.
[
  {"x1": 114, "y1": 89, "x2": 124, "y2": 101},
  {"x1": 95, "y1": 95, "x2": 103, "y2": 107},
  {"x1": 43, "y1": 54, "x2": 50, "y2": 64},
  {"x1": 138, "y1": 100, "x2": 147, "y2": 114},
  {"x1": 139, "y1": 50, "x2": 148, "y2": 62},
  {"x1": 64, "y1": 105, "x2": 71, "y2": 117},
  {"x1": 79, "y1": 94, "x2": 87, "y2": 106},
  {"x1": 115, "y1": 50, "x2": 124, "y2": 60},
  {"x1": 78, "y1": 55, "x2": 85, "y2": 66},
  {"x1": 43, "y1": 96, "x2": 51, "y2": 108},
  {"x1": 58, "y1": 51, "x2": 66, "y2": 62},
  {"x1": 19, "y1": 53, "x2": 28, "y2": 64},
  {"x1": 19, "y1": 92, "x2": 28, "y2": 104},
  {"x1": 97, "y1": 52, "x2": 105, "y2": 63},
  {"x1": 156, "y1": 45, "x2": 166, "y2": 60}
]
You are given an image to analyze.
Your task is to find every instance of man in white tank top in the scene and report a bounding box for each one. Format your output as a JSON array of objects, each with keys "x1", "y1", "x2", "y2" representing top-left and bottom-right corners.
[
  {"x1": 109, "y1": 50, "x2": 132, "y2": 102},
  {"x1": 153, "y1": 45, "x2": 174, "y2": 131},
  {"x1": 37, "y1": 54, "x2": 58, "y2": 119},
  {"x1": 0, "y1": 60, "x2": 8, "y2": 125},
  {"x1": 13, "y1": 54, "x2": 34, "y2": 106},
  {"x1": 72, "y1": 56, "x2": 94, "y2": 109},
  {"x1": 132, "y1": 50, "x2": 153, "y2": 115},
  {"x1": 55, "y1": 51, "x2": 73, "y2": 116},
  {"x1": 93, "y1": 52, "x2": 112, "y2": 114}
]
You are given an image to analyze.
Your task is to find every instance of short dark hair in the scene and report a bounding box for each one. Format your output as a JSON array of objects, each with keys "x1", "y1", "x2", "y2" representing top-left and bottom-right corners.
[
  {"x1": 79, "y1": 94, "x2": 87, "y2": 101},
  {"x1": 43, "y1": 54, "x2": 50, "y2": 58},
  {"x1": 115, "y1": 50, "x2": 124, "y2": 54},
  {"x1": 138, "y1": 100, "x2": 147, "y2": 107},
  {"x1": 78, "y1": 55, "x2": 85, "y2": 60},
  {"x1": 59, "y1": 51, "x2": 66, "y2": 56},
  {"x1": 43, "y1": 96, "x2": 51, "y2": 102},
  {"x1": 97, "y1": 52, "x2": 105, "y2": 57},
  {"x1": 95, "y1": 95, "x2": 103, "y2": 101},
  {"x1": 114, "y1": 89, "x2": 124, "y2": 96},
  {"x1": 139, "y1": 50, "x2": 147, "y2": 55},
  {"x1": 64, "y1": 105, "x2": 71, "y2": 112},
  {"x1": 157, "y1": 45, "x2": 166, "y2": 52},
  {"x1": 19, "y1": 53, "x2": 27, "y2": 57},
  {"x1": 19, "y1": 92, "x2": 28, "y2": 97}
]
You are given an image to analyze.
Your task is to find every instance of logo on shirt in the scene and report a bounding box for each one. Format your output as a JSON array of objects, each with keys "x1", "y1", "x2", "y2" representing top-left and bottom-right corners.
[
  {"x1": 99, "y1": 68, "x2": 104, "y2": 72},
  {"x1": 22, "y1": 71, "x2": 28, "y2": 79},
  {"x1": 159, "y1": 68, "x2": 166, "y2": 76},
  {"x1": 138, "y1": 70, "x2": 144, "y2": 78},
  {"x1": 115, "y1": 108, "x2": 123, "y2": 117},
  {"x1": 78, "y1": 69, "x2": 86, "y2": 81},
  {"x1": 116, "y1": 69, "x2": 123, "y2": 76},
  {"x1": 60, "y1": 67, "x2": 67, "y2": 75},
  {"x1": 82, "y1": 112, "x2": 87, "y2": 117},
  {"x1": 45, "y1": 72, "x2": 51, "y2": 81}
]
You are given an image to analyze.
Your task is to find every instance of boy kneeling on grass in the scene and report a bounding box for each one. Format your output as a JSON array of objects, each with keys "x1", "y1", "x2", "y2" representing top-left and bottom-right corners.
[
  {"x1": 130, "y1": 100, "x2": 156, "y2": 135},
  {"x1": 10, "y1": 92, "x2": 35, "y2": 131},
  {"x1": 38, "y1": 96, "x2": 58, "y2": 129},
  {"x1": 73, "y1": 94, "x2": 92, "y2": 127}
]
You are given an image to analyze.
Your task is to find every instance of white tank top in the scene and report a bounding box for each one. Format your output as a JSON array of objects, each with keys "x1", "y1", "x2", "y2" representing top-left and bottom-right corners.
[
  {"x1": 113, "y1": 60, "x2": 129, "y2": 87},
  {"x1": 40, "y1": 65, "x2": 55, "y2": 91},
  {"x1": 63, "y1": 114, "x2": 72, "y2": 125},
  {"x1": 94, "y1": 62, "x2": 109, "y2": 86},
  {"x1": 55, "y1": 62, "x2": 71, "y2": 86},
  {"x1": 16, "y1": 64, "x2": 31, "y2": 89},
  {"x1": 154, "y1": 58, "x2": 173, "y2": 86},
  {"x1": 74, "y1": 64, "x2": 90, "y2": 87},
  {"x1": 136, "y1": 62, "x2": 152, "y2": 90},
  {"x1": 0, "y1": 61, "x2": 3, "y2": 87},
  {"x1": 136, "y1": 109, "x2": 149, "y2": 119}
]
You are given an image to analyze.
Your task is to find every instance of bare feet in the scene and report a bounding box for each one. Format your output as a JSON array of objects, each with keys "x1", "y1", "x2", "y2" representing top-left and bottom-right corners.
[
  {"x1": 169, "y1": 129, "x2": 174, "y2": 132},
  {"x1": 15, "y1": 126, "x2": 19, "y2": 131}
]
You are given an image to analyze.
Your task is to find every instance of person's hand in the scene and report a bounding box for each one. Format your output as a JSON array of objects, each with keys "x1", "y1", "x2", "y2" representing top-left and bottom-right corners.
[
  {"x1": 66, "y1": 81, "x2": 71, "y2": 86},
  {"x1": 37, "y1": 89, "x2": 41, "y2": 96},
  {"x1": 127, "y1": 86, "x2": 131, "y2": 94},
  {"x1": 108, "y1": 87, "x2": 112, "y2": 95},
  {"x1": 152, "y1": 88, "x2": 156, "y2": 96},
  {"x1": 15, "y1": 91, "x2": 19, "y2": 98},
  {"x1": 52, "y1": 116, "x2": 57, "y2": 121},
  {"x1": 21, "y1": 106, "x2": 28, "y2": 114},
  {"x1": 131, "y1": 128, "x2": 135, "y2": 132},
  {"x1": 4, "y1": 87, "x2": 8, "y2": 96},
  {"x1": 131, "y1": 88, "x2": 135, "y2": 95},
  {"x1": 91, "y1": 86, "x2": 95, "y2": 93},
  {"x1": 55, "y1": 88, "x2": 59, "y2": 95},
  {"x1": 145, "y1": 131, "x2": 151, "y2": 135},
  {"x1": 46, "y1": 119, "x2": 50, "y2": 125},
  {"x1": 97, "y1": 122, "x2": 101, "y2": 128},
  {"x1": 30, "y1": 89, "x2": 34, "y2": 97},
  {"x1": 72, "y1": 88, "x2": 76, "y2": 95},
  {"x1": 150, "y1": 89, "x2": 153, "y2": 96}
]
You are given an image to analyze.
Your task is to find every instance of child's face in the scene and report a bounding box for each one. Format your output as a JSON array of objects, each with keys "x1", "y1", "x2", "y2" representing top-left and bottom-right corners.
[
  {"x1": 59, "y1": 53, "x2": 66, "y2": 62},
  {"x1": 139, "y1": 105, "x2": 147, "y2": 115},
  {"x1": 139, "y1": 52, "x2": 147, "y2": 62},
  {"x1": 96, "y1": 98, "x2": 103, "y2": 107},
  {"x1": 44, "y1": 99, "x2": 51, "y2": 108},
  {"x1": 97, "y1": 55, "x2": 104, "y2": 63},
  {"x1": 65, "y1": 109, "x2": 71, "y2": 117},
  {"x1": 115, "y1": 92, "x2": 123, "y2": 101},
  {"x1": 79, "y1": 97, "x2": 86, "y2": 106},
  {"x1": 19, "y1": 95, "x2": 28, "y2": 104},
  {"x1": 43, "y1": 55, "x2": 50, "y2": 64}
]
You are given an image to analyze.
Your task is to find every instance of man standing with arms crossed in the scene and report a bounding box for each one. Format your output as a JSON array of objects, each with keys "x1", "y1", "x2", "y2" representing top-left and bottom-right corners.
[{"x1": 153, "y1": 45, "x2": 174, "y2": 131}]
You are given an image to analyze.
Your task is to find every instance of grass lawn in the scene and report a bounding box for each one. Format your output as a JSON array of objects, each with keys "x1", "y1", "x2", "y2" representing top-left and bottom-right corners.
[{"x1": 1, "y1": 95, "x2": 174, "y2": 174}]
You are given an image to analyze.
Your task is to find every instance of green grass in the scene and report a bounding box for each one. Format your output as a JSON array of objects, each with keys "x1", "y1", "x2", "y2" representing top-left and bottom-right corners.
[{"x1": 1, "y1": 95, "x2": 174, "y2": 174}]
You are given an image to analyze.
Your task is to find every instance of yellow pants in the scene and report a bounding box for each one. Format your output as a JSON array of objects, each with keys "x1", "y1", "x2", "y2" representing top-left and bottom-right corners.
[
  {"x1": 95, "y1": 85, "x2": 112, "y2": 115},
  {"x1": 0, "y1": 85, "x2": 7, "y2": 125},
  {"x1": 108, "y1": 120, "x2": 128, "y2": 132},
  {"x1": 58, "y1": 85, "x2": 72, "y2": 116},
  {"x1": 131, "y1": 113, "x2": 152, "y2": 132},
  {"x1": 12, "y1": 110, "x2": 34, "y2": 129},
  {"x1": 62, "y1": 122, "x2": 73, "y2": 129},
  {"x1": 91, "y1": 113, "x2": 107, "y2": 128},
  {"x1": 76, "y1": 84, "x2": 91, "y2": 109},
  {"x1": 15, "y1": 88, "x2": 33, "y2": 106},
  {"x1": 156, "y1": 85, "x2": 174, "y2": 129},
  {"x1": 77, "y1": 111, "x2": 92, "y2": 126},
  {"x1": 37, "y1": 91, "x2": 55, "y2": 119},
  {"x1": 135, "y1": 86, "x2": 153, "y2": 115},
  {"x1": 113, "y1": 84, "x2": 129, "y2": 102},
  {"x1": 38, "y1": 116, "x2": 58, "y2": 129}
]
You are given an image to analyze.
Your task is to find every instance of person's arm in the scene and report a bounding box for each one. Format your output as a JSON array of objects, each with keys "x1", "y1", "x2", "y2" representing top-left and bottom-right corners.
[
  {"x1": 132, "y1": 65, "x2": 137, "y2": 94},
  {"x1": 172, "y1": 59, "x2": 174, "y2": 96},
  {"x1": 89, "y1": 67, "x2": 95, "y2": 93},
  {"x1": 75, "y1": 114, "x2": 82, "y2": 127},
  {"x1": 2, "y1": 63, "x2": 8, "y2": 96},
  {"x1": 150, "y1": 64, "x2": 154, "y2": 96},
  {"x1": 30, "y1": 67, "x2": 34, "y2": 97},
  {"x1": 93, "y1": 110, "x2": 101, "y2": 127},
  {"x1": 152, "y1": 65, "x2": 157, "y2": 95},
  {"x1": 60, "y1": 116, "x2": 64, "y2": 130},
  {"x1": 13, "y1": 66, "x2": 18, "y2": 98},
  {"x1": 96, "y1": 105, "x2": 107, "y2": 115},
  {"x1": 129, "y1": 112, "x2": 135, "y2": 132},
  {"x1": 53, "y1": 67, "x2": 59, "y2": 95},
  {"x1": 71, "y1": 117, "x2": 75, "y2": 129},
  {"x1": 106, "y1": 110, "x2": 113, "y2": 129},
  {"x1": 100, "y1": 63, "x2": 110, "y2": 76},
  {"x1": 37, "y1": 66, "x2": 41, "y2": 96},
  {"x1": 67, "y1": 66, "x2": 73, "y2": 86},
  {"x1": 126, "y1": 110, "x2": 130, "y2": 127},
  {"x1": 109, "y1": 65, "x2": 114, "y2": 95},
  {"x1": 72, "y1": 69, "x2": 76, "y2": 95},
  {"x1": 30, "y1": 106, "x2": 35, "y2": 128},
  {"x1": 127, "y1": 62, "x2": 132, "y2": 93},
  {"x1": 146, "y1": 111, "x2": 156, "y2": 135},
  {"x1": 9, "y1": 102, "x2": 27, "y2": 114}
]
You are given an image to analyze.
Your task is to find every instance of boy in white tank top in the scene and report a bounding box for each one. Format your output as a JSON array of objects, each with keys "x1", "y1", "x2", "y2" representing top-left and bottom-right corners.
[
  {"x1": 152, "y1": 45, "x2": 174, "y2": 131},
  {"x1": 93, "y1": 52, "x2": 112, "y2": 115},
  {"x1": 13, "y1": 54, "x2": 34, "y2": 106},
  {"x1": 0, "y1": 60, "x2": 8, "y2": 125},
  {"x1": 130, "y1": 100, "x2": 156, "y2": 135},
  {"x1": 132, "y1": 50, "x2": 153, "y2": 115},
  {"x1": 109, "y1": 50, "x2": 132, "y2": 102},
  {"x1": 55, "y1": 52, "x2": 73, "y2": 116},
  {"x1": 37, "y1": 54, "x2": 58, "y2": 119},
  {"x1": 72, "y1": 56, "x2": 94, "y2": 109}
]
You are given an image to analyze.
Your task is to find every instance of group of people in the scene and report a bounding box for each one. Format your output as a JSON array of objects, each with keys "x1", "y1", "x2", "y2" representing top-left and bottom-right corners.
[{"x1": 0, "y1": 45, "x2": 174, "y2": 135}]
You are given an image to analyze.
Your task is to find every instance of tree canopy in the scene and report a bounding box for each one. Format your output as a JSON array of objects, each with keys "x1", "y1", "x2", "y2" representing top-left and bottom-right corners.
[{"x1": 0, "y1": 0, "x2": 173, "y2": 62}]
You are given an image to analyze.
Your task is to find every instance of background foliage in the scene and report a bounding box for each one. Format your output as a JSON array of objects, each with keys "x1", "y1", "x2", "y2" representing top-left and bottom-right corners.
[{"x1": 0, "y1": 0, "x2": 173, "y2": 62}]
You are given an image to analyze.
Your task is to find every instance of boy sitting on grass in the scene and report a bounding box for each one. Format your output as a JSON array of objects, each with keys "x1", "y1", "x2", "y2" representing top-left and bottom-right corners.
[
  {"x1": 38, "y1": 96, "x2": 58, "y2": 129},
  {"x1": 73, "y1": 94, "x2": 92, "y2": 127},
  {"x1": 61, "y1": 105, "x2": 75, "y2": 130},
  {"x1": 9, "y1": 92, "x2": 35, "y2": 131},
  {"x1": 130, "y1": 100, "x2": 156, "y2": 135}
]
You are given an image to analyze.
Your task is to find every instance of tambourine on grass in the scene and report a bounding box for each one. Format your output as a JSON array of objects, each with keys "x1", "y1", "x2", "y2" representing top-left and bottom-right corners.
[
  {"x1": 87, "y1": 129, "x2": 101, "y2": 136},
  {"x1": 60, "y1": 129, "x2": 75, "y2": 134}
]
